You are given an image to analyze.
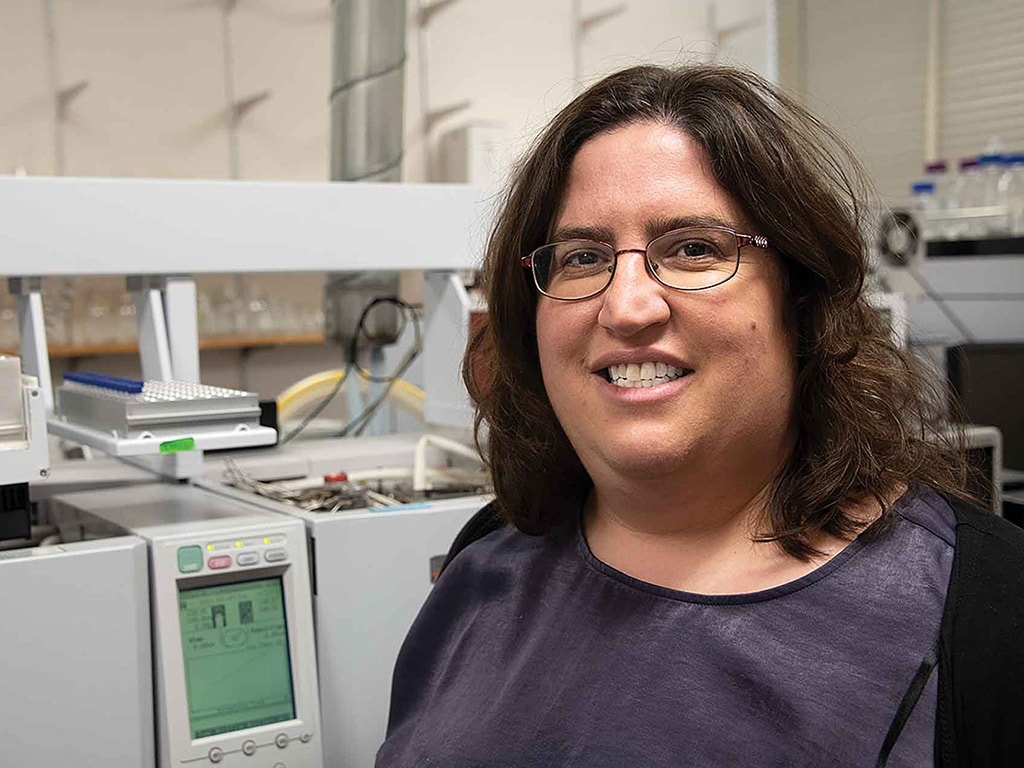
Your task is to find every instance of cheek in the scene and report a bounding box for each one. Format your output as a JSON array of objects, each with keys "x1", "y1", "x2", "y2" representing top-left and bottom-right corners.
[
  {"x1": 534, "y1": 306, "x2": 560, "y2": 376},
  {"x1": 740, "y1": 300, "x2": 797, "y2": 400},
  {"x1": 693, "y1": 288, "x2": 793, "y2": 380},
  {"x1": 535, "y1": 302, "x2": 589, "y2": 374}
]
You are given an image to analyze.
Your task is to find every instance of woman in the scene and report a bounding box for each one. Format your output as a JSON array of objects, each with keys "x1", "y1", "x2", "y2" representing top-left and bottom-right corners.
[{"x1": 376, "y1": 65, "x2": 1024, "y2": 766}]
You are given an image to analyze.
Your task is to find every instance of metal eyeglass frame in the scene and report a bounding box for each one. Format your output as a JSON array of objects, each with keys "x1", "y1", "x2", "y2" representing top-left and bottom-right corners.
[{"x1": 520, "y1": 225, "x2": 770, "y2": 301}]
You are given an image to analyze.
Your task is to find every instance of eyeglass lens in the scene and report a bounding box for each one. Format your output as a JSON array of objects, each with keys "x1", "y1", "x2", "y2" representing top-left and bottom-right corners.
[{"x1": 531, "y1": 227, "x2": 741, "y2": 299}]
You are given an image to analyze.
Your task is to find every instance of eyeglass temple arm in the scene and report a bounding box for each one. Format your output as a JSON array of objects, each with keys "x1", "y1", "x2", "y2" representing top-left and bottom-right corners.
[{"x1": 737, "y1": 234, "x2": 769, "y2": 249}]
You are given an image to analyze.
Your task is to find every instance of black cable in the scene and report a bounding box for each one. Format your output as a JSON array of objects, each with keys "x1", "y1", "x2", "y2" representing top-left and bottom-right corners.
[
  {"x1": 340, "y1": 301, "x2": 423, "y2": 437},
  {"x1": 903, "y1": 265, "x2": 977, "y2": 344},
  {"x1": 350, "y1": 297, "x2": 414, "y2": 383},
  {"x1": 277, "y1": 361, "x2": 353, "y2": 446},
  {"x1": 277, "y1": 296, "x2": 422, "y2": 445},
  {"x1": 344, "y1": 344, "x2": 419, "y2": 437}
]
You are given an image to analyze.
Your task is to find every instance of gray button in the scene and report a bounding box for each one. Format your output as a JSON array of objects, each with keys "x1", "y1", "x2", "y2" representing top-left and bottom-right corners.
[
  {"x1": 275, "y1": 733, "x2": 289, "y2": 749},
  {"x1": 208, "y1": 747, "x2": 223, "y2": 763},
  {"x1": 241, "y1": 739, "x2": 256, "y2": 756},
  {"x1": 299, "y1": 732, "x2": 312, "y2": 743},
  {"x1": 237, "y1": 552, "x2": 260, "y2": 566},
  {"x1": 273, "y1": 763, "x2": 286, "y2": 768},
  {"x1": 264, "y1": 548, "x2": 288, "y2": 563}
]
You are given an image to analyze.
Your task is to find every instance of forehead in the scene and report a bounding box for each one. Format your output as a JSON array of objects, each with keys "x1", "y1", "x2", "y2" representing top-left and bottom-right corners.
[{"x1": 554, "y1": 121, "x2": 748, "y2": 238}]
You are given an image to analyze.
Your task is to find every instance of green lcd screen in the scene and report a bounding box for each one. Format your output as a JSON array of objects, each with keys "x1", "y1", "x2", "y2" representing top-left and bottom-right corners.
[{"x1": 178, "y1": 577, "x2": 296, "y2": 739}]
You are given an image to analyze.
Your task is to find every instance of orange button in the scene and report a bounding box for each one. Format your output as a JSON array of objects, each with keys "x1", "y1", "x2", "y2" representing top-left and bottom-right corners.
[{"x1": 208, "y1": 555, "x2": 232, "y2": 570}]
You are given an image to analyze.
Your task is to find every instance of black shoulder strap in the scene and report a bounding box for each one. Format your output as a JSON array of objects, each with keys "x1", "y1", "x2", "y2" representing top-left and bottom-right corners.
[
  {"x1": 438, "y1": 500, "x2": 504, "y2": 577},
  {"x1": 875, "y1": 641, "x2": 939, "y2": 767}
]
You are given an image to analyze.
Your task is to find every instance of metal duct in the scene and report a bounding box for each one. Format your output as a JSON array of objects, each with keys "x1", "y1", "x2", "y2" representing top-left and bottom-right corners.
[
  {"x1": 330, "y1": 0, "x2": 406, "y2": 182},
  {"x1": 326, "y1": 0, "x2": 406, "y2": 348}
]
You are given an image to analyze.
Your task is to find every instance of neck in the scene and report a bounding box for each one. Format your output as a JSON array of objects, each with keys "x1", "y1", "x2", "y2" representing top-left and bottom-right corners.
[
  {"x1": 587, "y1": 437, "x2": 787, "y2": 535},
  {"x1": 582, "y1": 460, "x2": 846, "y2": 595}
]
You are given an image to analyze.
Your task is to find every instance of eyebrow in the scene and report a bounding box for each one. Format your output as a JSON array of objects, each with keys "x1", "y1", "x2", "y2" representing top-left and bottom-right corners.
[
  {"x1": 549, "y1": 224, "x2": 616, "y2": 243},
  {"x1": 550, "y1": 214, "x2": 741, "y2": 244},
  {"x1": 644, "y1": 215, "x2": 740, "y2": 239}
]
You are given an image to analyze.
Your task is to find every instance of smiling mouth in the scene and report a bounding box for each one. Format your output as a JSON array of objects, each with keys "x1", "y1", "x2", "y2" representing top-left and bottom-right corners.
[{"x1": 602, "y1": 362, "x2": 693, "y2": 388}]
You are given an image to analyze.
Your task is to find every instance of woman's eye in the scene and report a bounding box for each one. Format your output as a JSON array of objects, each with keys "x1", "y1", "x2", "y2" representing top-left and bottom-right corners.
[
  {"x1": 561, "y1": 249, "x2": 604, "y2": 268},
  {"x1": 673, "y1": 240, "x2": 718, "y2": 259},
  {"x1": 656, "y1": 237, "x2": 729, "y2": 263}
]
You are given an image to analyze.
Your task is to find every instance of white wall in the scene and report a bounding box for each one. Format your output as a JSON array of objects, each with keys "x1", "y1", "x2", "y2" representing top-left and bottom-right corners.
[
  {"x1": 1, "y1": 1, "x2": 55, "y2": 175},
  {"x1": 412, "y1": 0, "x2": 773, "y2": 183},
  {"x1": 1, "y1": 0, "x2": 778, "y2": 182}
]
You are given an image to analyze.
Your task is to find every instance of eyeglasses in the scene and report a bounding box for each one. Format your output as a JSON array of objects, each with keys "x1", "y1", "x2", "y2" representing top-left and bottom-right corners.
[{"x1": 520, "y1": 226, "x2": 770, "y2": 301}]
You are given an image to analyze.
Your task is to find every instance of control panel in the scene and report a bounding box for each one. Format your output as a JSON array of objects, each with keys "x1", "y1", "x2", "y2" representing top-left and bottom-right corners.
[{"x1": 178, "y1": 533, "x2": 291, "y2": 575}]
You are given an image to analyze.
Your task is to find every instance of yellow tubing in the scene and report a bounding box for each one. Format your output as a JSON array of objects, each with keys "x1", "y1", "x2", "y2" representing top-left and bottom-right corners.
[
  {"x1": 276, "y1": 368, "x2": 425, "y2": 423},
  {"x1": 277, "y1": 369, "x2": 346, "y2": 413}
]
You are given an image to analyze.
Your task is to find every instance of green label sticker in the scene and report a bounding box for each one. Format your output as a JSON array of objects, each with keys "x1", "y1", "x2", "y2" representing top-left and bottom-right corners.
[{"x1": 160, "y1": 437, "x2": 196, "y2": 455}]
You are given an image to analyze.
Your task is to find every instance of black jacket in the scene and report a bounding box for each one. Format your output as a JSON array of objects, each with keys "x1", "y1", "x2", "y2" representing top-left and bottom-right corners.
[
  {"x1": 442, "y1": 496, "x2": 1024, "y2": 767},
  {"x1": 936, "y1": 495, "x2": 1024, "y2": 766}
]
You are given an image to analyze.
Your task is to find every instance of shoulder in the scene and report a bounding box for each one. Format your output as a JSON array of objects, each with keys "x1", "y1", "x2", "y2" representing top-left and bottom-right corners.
[
  {"x1": 891, "y1": 485, "x2": 1024, "y2": 570},
  {"x1": 438, "y1": 500, "x2": 578, "y2": 583},
  {"x1": 890, "y1": 485, "x2": 958, "y2": 549},
  {"x1": 439, "y1": 516, "x2": 575, "y2": 592}
]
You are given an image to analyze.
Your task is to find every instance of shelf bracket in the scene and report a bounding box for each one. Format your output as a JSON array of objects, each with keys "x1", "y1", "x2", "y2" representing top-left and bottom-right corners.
[
  {"x1": 579, "y1": 3, "x2": 628, "y2": 33},
  {"x1": 424, "y1": 99, "x2": 472, "y2": 132},
  {"x1": 126, "y1": 275, "x2": 200, "y2": 383},
  {"x1": 231, "y1": 90, "x2": 272, "y2": 126},
  {"x1": 56, "y1": 80, "x2": 90, "y2": 121},
  {"x1": 418, "y1": 0, "x2": 461, "y2": 26},
  {"x1": 9, "y1": 277, "x2": 53, "y2": 412}
]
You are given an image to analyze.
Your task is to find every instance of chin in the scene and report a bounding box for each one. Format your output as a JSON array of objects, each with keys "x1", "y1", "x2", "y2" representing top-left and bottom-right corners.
[
  {"x1": 584, "y1": 434, "x2": 696, "y2": 482},
  {"x1": 609, "y1": 453, "x2": 689, "y2": 481}
]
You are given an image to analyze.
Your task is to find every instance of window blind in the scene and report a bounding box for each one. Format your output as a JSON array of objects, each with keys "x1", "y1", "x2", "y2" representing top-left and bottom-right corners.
[{"x1": 939, "y1": 0, "x2": 1024, "y2": 163}]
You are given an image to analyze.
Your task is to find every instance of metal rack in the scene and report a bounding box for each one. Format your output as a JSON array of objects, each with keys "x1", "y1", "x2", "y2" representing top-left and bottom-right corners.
[{"x1": 0, "y1": 176, "x2": 487, "y2": 477}]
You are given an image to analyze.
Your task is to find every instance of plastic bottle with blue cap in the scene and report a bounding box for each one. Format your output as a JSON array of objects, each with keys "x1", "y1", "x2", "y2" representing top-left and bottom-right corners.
[
  {"x1": 997, "y1": 153, "x2": 1024, "y2": 235},
  {"x1": 911, "y1": 180, "x2": 939, "y2": 242}
]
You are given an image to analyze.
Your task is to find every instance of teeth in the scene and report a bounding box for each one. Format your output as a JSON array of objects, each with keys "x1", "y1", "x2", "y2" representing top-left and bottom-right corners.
[{"x1": 606, "y1": 362, "x2": 688, "y2": 388}]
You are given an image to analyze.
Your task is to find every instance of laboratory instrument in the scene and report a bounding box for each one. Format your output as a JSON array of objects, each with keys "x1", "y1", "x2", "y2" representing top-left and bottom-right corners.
[
  {"x1": 198, "y1": 432, "x2": 490, "y2": 768},
  {"x1": 52, "y1": 483, "x2": 324, "y2": 768},
  {"x1": 0, "y1": 355, "x2": 48, "y2": 540}
]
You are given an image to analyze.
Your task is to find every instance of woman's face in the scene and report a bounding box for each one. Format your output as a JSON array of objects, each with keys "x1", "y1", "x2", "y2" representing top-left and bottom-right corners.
[{"x1": 536, "y1": 121, "x2": 797, "y2": 491}]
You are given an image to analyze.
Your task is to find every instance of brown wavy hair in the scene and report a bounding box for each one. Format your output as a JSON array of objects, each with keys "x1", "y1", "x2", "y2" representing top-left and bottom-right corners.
[{"x1": 464, "y1": 64, "x2": 971, "y2": 559}]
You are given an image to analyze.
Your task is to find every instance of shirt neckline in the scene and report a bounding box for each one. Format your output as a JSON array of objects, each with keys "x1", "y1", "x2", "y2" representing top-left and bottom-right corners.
[{"x1": 575, "y1": 491, "x2": 912, "y2": 606}]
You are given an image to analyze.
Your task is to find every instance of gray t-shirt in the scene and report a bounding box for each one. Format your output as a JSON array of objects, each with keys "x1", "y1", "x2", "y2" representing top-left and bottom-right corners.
[{"x1": 377, "y1": 487, "x2": 955, "y2": 767}]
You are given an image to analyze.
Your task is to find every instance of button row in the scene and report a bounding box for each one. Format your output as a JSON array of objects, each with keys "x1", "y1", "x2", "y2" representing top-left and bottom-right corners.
[
  {"x1": 177, "y1": 545, "x2": 288, "y2": 574},
  {"x1": 208, "y1": 549, "x2": 288, "y2": 570},
  {"x1": 207, "y1": 731, "x2": 307, "y2": 763}
]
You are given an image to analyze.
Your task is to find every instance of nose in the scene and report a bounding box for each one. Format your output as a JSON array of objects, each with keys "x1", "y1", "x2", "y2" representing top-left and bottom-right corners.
[{"x1": 597, "y1": 251, "x2": 671, "y2": 337}]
